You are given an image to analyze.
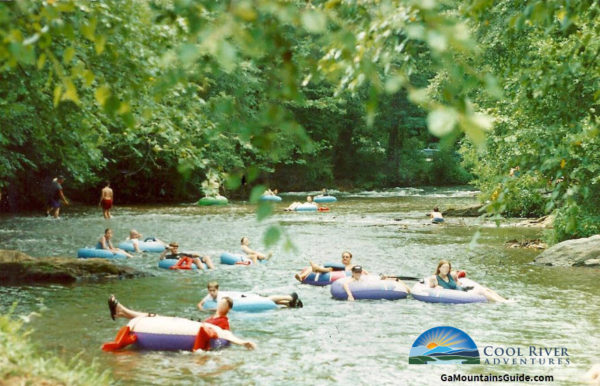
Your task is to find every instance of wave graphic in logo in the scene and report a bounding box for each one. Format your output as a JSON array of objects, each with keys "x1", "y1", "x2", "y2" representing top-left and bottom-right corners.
[{"x1": 409, "y1": 326, "x2": 480, "y2": 364}]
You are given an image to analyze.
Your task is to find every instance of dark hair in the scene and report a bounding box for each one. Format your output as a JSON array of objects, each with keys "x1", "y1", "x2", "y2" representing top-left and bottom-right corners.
[
  {"x1": 433, "y1": 207, "x2": 439, "y2": 212},
  {"x1": 223, "y1": 296, "x2": 233, "y2": 309},
  {"x1": 207, "y1": 281, "x2": 219, "y2": 289},
  {"x1": 58, "y1": 175, "x2": 65, "y2": 180},
  {"x1": 352, "y1": 265, "x2": 362, "y2": 273},
  {"x1": 240, "y1": 236, "x2": 248, "y2": 244},
  {"x1": 104, "y1": 228, "x2": 111, "y2": 234},
  {"x1": 105, "y1": 180, "x2": 110, "y2": 186}
]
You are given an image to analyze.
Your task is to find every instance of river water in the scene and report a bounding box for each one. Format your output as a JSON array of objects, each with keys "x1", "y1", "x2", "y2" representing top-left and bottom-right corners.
[{"x1": 0, "y1": 187, "x2": 598, "y2": 385}]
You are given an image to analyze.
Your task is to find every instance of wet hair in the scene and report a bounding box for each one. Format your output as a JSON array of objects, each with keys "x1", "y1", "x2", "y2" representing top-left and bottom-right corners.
[
  {"x1": 223, "y1": 296, "x2": 233, "y2": 309},
  {"x1": 435, "y1": 260, "x2": 451, "y2": 275},
  {"x1": 240, "y1": 236, "x2": 248, "y2": 244},
  {"x1": 342, "y1": 251, "x2": 352, "y2": 259},
  {"x1": 352, "y1": 265, "x2": 362, "y2": 273},
  {"x1": 207, "y1": 281, "x2": 219, "y2": 290},
  {"x1": 104, "y1": 228, "x2": 111, "y2": 235},
  {"x1": 433, "y1": 207, "x2": 439, "y2": 212}
]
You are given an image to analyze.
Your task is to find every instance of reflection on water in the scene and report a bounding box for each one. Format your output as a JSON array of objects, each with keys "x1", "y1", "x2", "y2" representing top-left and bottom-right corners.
[{"x1": 0, "y1": 189, "x2": 598, "y2": 385}]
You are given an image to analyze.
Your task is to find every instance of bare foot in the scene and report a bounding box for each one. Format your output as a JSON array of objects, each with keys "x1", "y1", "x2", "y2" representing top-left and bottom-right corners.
[{"x1": 294, "y1": 273, "x2": 303, "y2": 282}]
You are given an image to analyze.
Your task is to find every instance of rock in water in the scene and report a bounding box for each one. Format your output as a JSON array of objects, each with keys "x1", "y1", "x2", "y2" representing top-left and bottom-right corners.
[
  {"x1": 0, "y1": 249, "x2": 150, "y2": 285},
  {"x1": 534, "y1": 235, "x2": 600, "y2": 267}
]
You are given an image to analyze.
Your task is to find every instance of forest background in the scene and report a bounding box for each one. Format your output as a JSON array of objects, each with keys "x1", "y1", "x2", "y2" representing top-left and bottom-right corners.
[{"x1": 1, "y1": 0, "x2": 598, "y2": 243}]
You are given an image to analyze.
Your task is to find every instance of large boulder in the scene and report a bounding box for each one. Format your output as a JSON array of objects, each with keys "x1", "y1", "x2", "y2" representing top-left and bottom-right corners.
[
  {"x1": 534, "y1": 235, "x2": 600, "y2": 267},
  {"x1": 0, "y1": 250, "x2": 150, "y2": 285},
  {"x1": 442, "y1": 205, "x2": 484, "y2": 217}
]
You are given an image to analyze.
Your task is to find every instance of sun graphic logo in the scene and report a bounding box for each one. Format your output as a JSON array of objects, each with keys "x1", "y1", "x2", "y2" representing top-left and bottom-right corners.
[{"x1": 409, "y1": 326, "x2": 480, "y2": 364}]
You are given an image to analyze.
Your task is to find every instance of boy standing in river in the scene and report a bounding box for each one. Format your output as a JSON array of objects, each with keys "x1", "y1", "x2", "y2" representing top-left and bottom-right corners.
[{"x1": 99, "y1": 181, "x2": 113, "y2": 219}]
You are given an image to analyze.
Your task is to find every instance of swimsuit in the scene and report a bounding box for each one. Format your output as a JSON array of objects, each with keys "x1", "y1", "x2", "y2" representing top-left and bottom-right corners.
[{"x1": 101, "y1": 198, "x2": 113, "y2": 210}]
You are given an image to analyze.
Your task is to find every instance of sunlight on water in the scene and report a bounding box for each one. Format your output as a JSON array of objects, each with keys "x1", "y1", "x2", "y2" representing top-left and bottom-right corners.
[{"x1": 0, "y1": 190, "x2": 597, "y2": 385}]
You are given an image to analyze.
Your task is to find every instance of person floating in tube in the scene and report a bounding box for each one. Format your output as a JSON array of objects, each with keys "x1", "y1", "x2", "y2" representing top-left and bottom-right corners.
[
  {"x1": 428, "y1": 260, "x2": 510, "y2": 303},
  {"x1": 284, "y1": 195, "x2": 319, "y2": 211},
  {"x1": 107, "y1": 294, "x2": 256, "y2": 350},
  {"x1": 197, "y1": 281, "x2": 303, "y2": 310},
  {"x1": 126, "y1": 229, "x2": 167, "y2": 253},
  {"x1": 159, "y1": 242, "x2": 215, "y2": 271},
  {"x1": 240, "y1": 236, "x2": 272, "y2": 263},
  {"x1": 97, "y1": 228, "x2": 133, "y2": 258},
  {"x1": 295, "y1": 251, "x2": 365, "y2": 282}
]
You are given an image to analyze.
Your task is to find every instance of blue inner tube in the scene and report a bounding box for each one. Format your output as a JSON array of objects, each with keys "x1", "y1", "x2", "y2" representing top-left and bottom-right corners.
[
  {"x1": 295, "y1": 203, "x2": 318, "y2": 212},
  {"x1": 259, "y1": 195, "x2": 282, "y2": 202},
  {"x1": 157, "y1": 258, "x2": 207, "y2": 270},
  {"x1": 220, "y1": 252, "x2": 266, "y2": 265},
  {"x1": 313, "y1": 196, "x2": 337, "y2": 203},
  {"x1": 118, "y1": 240, "x2": 165, "y2": 253},
  {"x1": 202, "y1": 291, "x2": 278, "y2": 312},
  {"x1": 303, "y1": 270, "x2": 349, "y2": 286},
  {"x1": 77, "y1": 248, "x2": 127, "y2": 259},
  {"x1": 330, "y1": 276, "x2": 409, "y2": 300},
  {"x1": 411, "y1": 278, "x2": 487, "y2": 304}
]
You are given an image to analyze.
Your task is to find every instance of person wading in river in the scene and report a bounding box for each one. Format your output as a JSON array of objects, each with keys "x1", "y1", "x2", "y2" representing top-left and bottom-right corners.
[{"x1": 99, "y1": 181, "x2": 113, "y2": 219}]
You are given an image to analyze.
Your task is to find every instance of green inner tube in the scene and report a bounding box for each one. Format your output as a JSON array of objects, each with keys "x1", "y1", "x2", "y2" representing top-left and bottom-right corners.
[{"x1": 197, "y1": 196, "x2": 228, "y2": 206}]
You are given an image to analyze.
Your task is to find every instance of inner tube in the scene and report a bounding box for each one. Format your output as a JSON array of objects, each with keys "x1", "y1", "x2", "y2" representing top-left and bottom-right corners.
[
  {"x1": 295, "y1": 203, "x2": 318, "y2": 212},
  {"x1": 77, "y1": 248, "x2": 127, "y2": 259},
  {"x1": 259, "y1": 195, "x2": 282, "y2": 202},
  {"x1": 298, "y1": 262, "x2": 347, "y2": 286},
  {"x1": 314, "y1": 195, "x2": 337, "y2": 203},
  {"x1": 219, "y1": 252, "x2": 266, "y2": 265},
  {"x1": 102, "y1": 316, "x2": 230, "y2": 352},
  {"x1": 202, "y1": 291, "x2": 278, "y2": 312},
  {"x1": 411, "y1": 278, "x2": 487, "y2": 304},
  {"x1": 330, "y1": 276, "x2": 409, "y2": 300},
  {"x1": 118, "y1": 240, "x2": 165, "y2": 253},
  {"x1": 158, "y1": 257, "x2": 207, "y2": 270},
  {"x1": 197, "y1": 195, "x2": 228, "y2": 206},
  {"x1": 302, "y1": 270, "x2": 349, "y2": 286}
]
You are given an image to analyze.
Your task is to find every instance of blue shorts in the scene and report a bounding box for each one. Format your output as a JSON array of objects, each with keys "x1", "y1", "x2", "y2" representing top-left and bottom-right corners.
[
  {"x1": 49, "y1": 199, "x2": 61, "y2": 209},
  {"x1": 432, "y1": 217, "x2": 444, "y2": 223}
]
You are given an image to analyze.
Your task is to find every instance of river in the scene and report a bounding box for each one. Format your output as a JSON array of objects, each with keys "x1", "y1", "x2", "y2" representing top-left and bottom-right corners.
[{"x1": 0, "y1": 187, "x2": 597, "y2": 385}]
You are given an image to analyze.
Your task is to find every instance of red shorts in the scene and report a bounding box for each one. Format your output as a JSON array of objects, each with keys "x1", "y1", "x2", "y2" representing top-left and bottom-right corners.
[{"x1": 101, "y1": 199, "x2": 113, "y2": 210}]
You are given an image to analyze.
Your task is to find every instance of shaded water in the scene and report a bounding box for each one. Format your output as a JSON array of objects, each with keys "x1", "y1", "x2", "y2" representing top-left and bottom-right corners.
[{"x1": 0, "y1": 187, "x2": 598, "y2": 385}]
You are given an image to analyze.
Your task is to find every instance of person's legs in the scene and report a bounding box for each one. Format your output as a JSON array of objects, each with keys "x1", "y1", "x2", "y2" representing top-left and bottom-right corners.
[
  {"x1": 192, "y1": 258, "x2": 206, "y2": 271},
  {"x1": 268, "y1": 293, "x2": 302, "y2": 308},
  {"x1": 309, "y1": 262, "x2": 332, "y2": 274},
  {"x1": 109, "y1": 295, "x2": 156, "y2": 320},
  {"x1": 268, "y1": 295, "x2": 291, "y2": 305},
  {"x1": 474, "y1": 287, "x2": 507, "y2": 303},
  {"x1": 201, "y1": 255, "x2": 215, "y2": 269},
  {"x1": 116, "y1": 248, "x2": 133, "y2": 258}
]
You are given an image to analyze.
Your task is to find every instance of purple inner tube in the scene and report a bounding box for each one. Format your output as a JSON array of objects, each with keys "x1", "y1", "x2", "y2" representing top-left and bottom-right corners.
[
  {"x1": 134, "y1": 332, "x2": 229, "y2": 351},
  {"x1": 410, "y1": 279, "x2": 487, "y2": 304},
  {"x1": 330, "y1": 278, "x2": 408, "y2": 300}
]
